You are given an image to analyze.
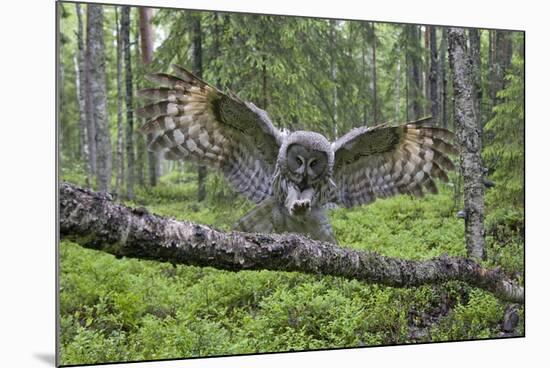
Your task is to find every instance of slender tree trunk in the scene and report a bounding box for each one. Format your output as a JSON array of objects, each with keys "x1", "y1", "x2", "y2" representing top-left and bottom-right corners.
[
  {"x1": 75, "y1": 3, "x2": 90, "y2": 186},
  {"x1": 132, "y1": 11, "x2": 146, "y2": 187},
  {"x1": 114, "y1": 7, "x2": 125, "y2": 196},
  {"x1": 488, "y1": 30, "x2": 497, "y2": 105},
  {"x1": 447, "y1": 28, "x2": 486, "y2": 261},
  {"x1": 409, "y1": 25, "x2": 422, "y2": 120},
  {"x1": 428, "y1": 26, "x2": 439, "y2": 124},
  {"x1": 139, "y1": 7, "x2": 161, "y2": 187},
  {"x1": 138, "y1": 8, "x2": 154, "y2": 73},
  {"x1": 468, "y1": 29, "x2": 482, "y2": 133},
  {"x1": 121, "y1": 6, "x2": 135, "y2": 200},
  {"x1": 212, "y1": 12, "x2": 221, "y2": 86},
  {"x1": 262, "y1": 56, "x2": 268, "y2": 110},
  {"x1": 330, "y1": 19, "x2": 338, "y2": 139},
  {"x1": 439, "y1": 30, "x2": 448, "y2": 129},
  {"x1": 424, "y1": 27, "x2": 430, "y2": 110},
  {"x1": 370, "y1": 23, "x2": 378, "y2": 123},
  {"x1": 394, "y1": 58, "x2": 401, "y2": 121},
  {"x1": 84, "y1": 5, "x2": 97, "y2": 178},
  {"x1": 404, "y1": 25, "x2": 422, "y2": 121},
  {"x1": 87, "y1": 4, "x2": 112, "y2": 192},
  {"x1": 136, "y1": 135, "x2": 146, "y2": 186},
  {"x1": 494, "y1": 30, "x2": 513, "y2": 96},
  {"x1": 361, "y1": 29, "x2": 368, "y2": 125},
  {"x1": 73, "y1": 55, "x2": 85, "y2": 160},
  {"x1": 405, "y1": 47, "x2": 409, "y2": 121},
  {"x1": 192, "y1": 15, "x2": 207, "y2": 202}
]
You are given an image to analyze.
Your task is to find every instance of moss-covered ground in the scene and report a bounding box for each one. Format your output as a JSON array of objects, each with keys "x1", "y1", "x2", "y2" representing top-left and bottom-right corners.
[{"x1": 59, "y1": 170, "x2": 524, "y2": 365}]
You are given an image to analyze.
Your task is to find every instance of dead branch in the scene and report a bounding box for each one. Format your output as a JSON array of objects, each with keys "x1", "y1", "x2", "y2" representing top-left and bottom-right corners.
[{"x1": 59, "y1": 182, "x2": 524, "y2": 303}]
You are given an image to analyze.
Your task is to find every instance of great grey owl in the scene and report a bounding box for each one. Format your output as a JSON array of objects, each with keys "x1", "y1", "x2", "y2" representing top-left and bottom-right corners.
[{"x1": 137, "y1": 65, "x2": 457, "y2": 244}]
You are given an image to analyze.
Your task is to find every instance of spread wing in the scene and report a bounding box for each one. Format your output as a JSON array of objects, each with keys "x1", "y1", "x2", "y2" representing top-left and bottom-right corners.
[
  {"x1": 137, "y1": 65, "x2": 282, "y2": 203},
  {"x1": 331, "y1": 117, "x2": 457, "y2": 208}
]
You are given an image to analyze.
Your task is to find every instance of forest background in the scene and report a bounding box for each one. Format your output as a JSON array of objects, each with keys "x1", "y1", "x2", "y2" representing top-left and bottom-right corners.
[{"x1": 57, "y1": 1, "x2": 524, "y2": 365}]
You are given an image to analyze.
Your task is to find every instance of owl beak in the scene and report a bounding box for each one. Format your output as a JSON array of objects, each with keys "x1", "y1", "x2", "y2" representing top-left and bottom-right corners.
[{"x1": 285, "y1": 186, "x2": 314, "y2": 216}]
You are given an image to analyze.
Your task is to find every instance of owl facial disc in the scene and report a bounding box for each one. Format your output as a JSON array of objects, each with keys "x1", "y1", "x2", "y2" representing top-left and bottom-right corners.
[{"x1": 286, "y1": 144, "x2": 328, "y2": 186}]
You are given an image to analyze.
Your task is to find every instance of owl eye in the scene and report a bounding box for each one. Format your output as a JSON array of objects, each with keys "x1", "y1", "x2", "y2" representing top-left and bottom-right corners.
[
  {"x1": 310, "y1": 159, "x2": 318, "y2": 168},
  {"x1": 295, "y1": 157, "x2": 303, "y2": 166}
]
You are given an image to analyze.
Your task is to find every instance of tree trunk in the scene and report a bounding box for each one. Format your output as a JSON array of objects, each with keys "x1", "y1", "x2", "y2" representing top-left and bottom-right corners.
[
  {"x1": 84, "y1": 5, "x2": 97, "y2": 178},
  {"x1": 59, "y1": 182, "x2": 524, "y2": 304},
  {"x1": 262, "y1": 56, "x2": 268, "y2": 110},
  {"x1": 405, "y1": 47, "x2": 409, "y2": 121},
  {"x1": 121, "y1": 6, "x2": 135, "y2": 200},
  {"x1": 330, "y1": 19, "x2": 338, "y2": 139},
  {"x1": 447, "y1": 27, "x2": 486, "y2": 261},
  {"x1": 370, "y1": 23, "x2": 378, "y2": 123},
  {"x1": 138, "y1": 7, "x2": 154, "y2": 68},
  {"x1": 494, "y1": 31, "x2": 513, "y2": 97},
  {"x1": 139, "y1": 7, "x2": 161, "y2": 187},
  {"x1": 86, "y1": 4, "x2": 111, "y2": 192},
  {"x1": 407, "y1": 25, "x2": 422, "y2": 120},
  {"x1": 361, "y1": 29, "x2": 368, "y2": 125},
  {"x1": 114, "y1": 7, "x2": 124, "y2": 197},
  {"x1": 469, "y1": 29, "x2": 482, "y2": 132},
  {"x1": 487, "y1": 30, "x2": 495, "y2": 104},
  {"x1": 487, "y1": 30, "x2": 512, "y2": 109},
  {"x1": 439, "y1": 30, "x2": 448, "y2": 129},
  {"x1": 136, "y1": 135, "x2": 146, "y2": 186},
  {"x1": 394, "y1": 58, "x2": 401, "y2": 121},
  {"x1": 192, "y1": 15, "x2": 207, "y2": 202},
  {"x1": 428, "y1": 26, "x2": 439, "y2": 124},
  {"x1": 424, "y1": 27, "x2": 430, "y2": 111},
  {"x1": 212, "y1": 12, "x2": 221, "y2": 86},
  {"x1": 75, "y1": 3, "x2": 90, "y2": 186}
]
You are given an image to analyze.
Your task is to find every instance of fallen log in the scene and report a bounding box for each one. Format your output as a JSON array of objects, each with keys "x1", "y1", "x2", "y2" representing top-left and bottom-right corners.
[{"x1": 59, "y1": 182, "x2": 524, "y2": 303}]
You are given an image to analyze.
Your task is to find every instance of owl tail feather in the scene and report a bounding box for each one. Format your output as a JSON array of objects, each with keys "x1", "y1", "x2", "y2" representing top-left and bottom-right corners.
[{"x1": 233, "y1": 198, "x2": 276, "y2": 234}]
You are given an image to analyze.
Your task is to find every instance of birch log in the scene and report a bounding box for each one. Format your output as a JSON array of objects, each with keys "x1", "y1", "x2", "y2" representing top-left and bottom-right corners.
[{"x1": 59, "y1": 183, "x2": 523, "y2": 303}]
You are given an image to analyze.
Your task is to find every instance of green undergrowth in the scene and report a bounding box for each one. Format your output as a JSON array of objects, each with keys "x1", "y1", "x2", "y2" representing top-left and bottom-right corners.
[{"x1": 59, "y1": 171, "x2": 524, "y2": 365}]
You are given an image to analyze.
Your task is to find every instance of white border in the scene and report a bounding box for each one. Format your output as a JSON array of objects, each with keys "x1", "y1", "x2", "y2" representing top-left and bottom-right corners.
[{"x1": 1, "y1": 0, "x2": 547, "y2": 367}]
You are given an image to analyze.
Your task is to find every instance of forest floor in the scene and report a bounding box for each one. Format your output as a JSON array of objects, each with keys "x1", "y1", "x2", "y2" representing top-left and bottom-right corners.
[{"x1": 59, "y1": 168, "x2": 524, "y2": 365}]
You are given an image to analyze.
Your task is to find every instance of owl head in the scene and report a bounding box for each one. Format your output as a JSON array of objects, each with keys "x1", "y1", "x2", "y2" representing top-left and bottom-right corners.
[
  {"x1": 275, "y1": 131, "x2": 334, "y2": 215},
  {"x1": 278, "y1": 131, "x2": 334, "y2": 186}
]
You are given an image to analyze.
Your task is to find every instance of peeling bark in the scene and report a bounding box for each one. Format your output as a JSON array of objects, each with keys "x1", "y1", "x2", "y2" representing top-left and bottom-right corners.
[{"x1": 59, "y1": 182, "x2": 523, "y2": 304}]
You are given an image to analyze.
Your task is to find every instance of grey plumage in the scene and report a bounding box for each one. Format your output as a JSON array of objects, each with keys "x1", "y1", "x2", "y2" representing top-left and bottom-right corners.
[{"x1": 138, "y1": 65, "x2": 457, "y2": 244}]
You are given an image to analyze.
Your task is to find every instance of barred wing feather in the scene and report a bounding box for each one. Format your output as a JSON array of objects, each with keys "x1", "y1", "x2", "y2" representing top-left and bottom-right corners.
[
  {"x1": 331, "y1": 117, "x2": 457, "y2": 207},
  {"x1": 137, "y1": 65, "x2": 282, "y2": 204}
]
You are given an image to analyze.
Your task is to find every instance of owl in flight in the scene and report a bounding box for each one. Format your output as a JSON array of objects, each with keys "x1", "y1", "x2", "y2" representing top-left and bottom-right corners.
[{"x1": 137, "y1": 65, "x2": 457, "y2": 244}]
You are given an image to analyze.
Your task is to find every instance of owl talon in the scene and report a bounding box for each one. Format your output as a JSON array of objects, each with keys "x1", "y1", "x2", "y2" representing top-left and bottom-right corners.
[{"x1": 290, "y1": 199, "x2": 311, "y2": 216}]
